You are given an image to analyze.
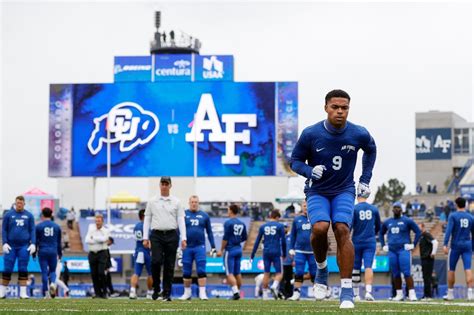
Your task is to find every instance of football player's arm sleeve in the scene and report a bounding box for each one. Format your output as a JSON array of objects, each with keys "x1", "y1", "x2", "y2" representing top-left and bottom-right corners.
[
  {"x1": 281, "y1": 226, "x2": 287, "y2": 256},
  {"x1": 375, "y1": 209, "x2": 381, "y2": 235},
  {"x1": 29, "y1": 214, "x2": 36, "y2": 244},
  {"x1": 2, "y1": 213, "x2": 8, "y2": 244},
  {"x1": 143, "y1": 203, "x2": 152, "y2": 240},
  {"x1": 443, "y1": 215, "x2": 453, "y2": 246},
  {"x1": 242, "y1": 225, "x2": 248, "y2": 243},
  {"x1": 359, "y1": 131, "x2": 377, "y2": 185},
  {"x1": 290, "y1": 221, "x2": 297, "y2": 250},
  {"x1": 290, "y1": 131, "x2": 313, "y2": 179},
  {"x1": 411, "y1": 220, "x2": 422, "y2": 246},
  {"x1": 57, "y1": 226, "x2": 63, "y2": 258},
  {"x1": 380, "y1": 222, "x2": 387, "y2": 247},
  {"x1": 251, "y1": 228, "x2": 263, "y2": 259},
  {"x1": 205, "y1": 216, "x2": 216, "y2": 248}
]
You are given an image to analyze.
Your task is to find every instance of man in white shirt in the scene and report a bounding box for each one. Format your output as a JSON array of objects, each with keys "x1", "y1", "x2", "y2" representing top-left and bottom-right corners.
[
  {"x1": 85, "y1": 214, "x2": 110, "y2": 299},
  {"x1": 143, "y1": 176, "x2": 187, "y2": 301}
]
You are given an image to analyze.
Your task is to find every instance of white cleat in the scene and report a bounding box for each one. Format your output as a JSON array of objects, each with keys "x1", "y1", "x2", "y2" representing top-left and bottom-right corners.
[
  {"x1": 288, "y1": 291, "x2": 300, "y2": 301},
  {"x1": 313, "y1": 283, "x2": 329, "y2": 301},
  {"x1": 49, "y1": 283, "x2": 57, "y2": 298},
  {"x1": 199, "y1": 294, "x2": 209, "y2": 301},
  {"x1": 365, "y1": 292, "x2": 375, "y2": 301},
  {"x1": 129, "y1": 292, "x2": 137, "y2": 299},
  {"x1": 19, "y1": 295, "x2": 29, "y2": 299},
  {"x1": 179, "y1": 293, "x2": 192, "y2": 300},
  {"x1": 339, "y1": 300, "x2": 355, "y2": 309},
  {"x1": 392, "y1": 294, "x2": 404, "y2": 301},
  {"x1": 354, "y1": 295, "x2": 361, "y2": 302},
  {"x1": 443, "y1": 294, "x2": 454, "y2": 301},
  {"x1": 408, "y1": 294, "x2": 418, "y2": 301}
]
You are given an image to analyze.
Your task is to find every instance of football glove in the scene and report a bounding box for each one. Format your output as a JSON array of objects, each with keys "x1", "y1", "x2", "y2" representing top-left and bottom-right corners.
[
  {"x1": 311, "y1": 165, "x2": 327, "y2": 181},
  {"x1": 357, "y1": 182, "x2": 371, "y2": 198},
  {"x1": 2, "y1": 243, "x2": 11, "y2": 254}
]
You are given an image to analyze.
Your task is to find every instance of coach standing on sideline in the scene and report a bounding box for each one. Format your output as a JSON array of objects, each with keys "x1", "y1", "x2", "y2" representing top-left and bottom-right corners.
[
  {"x1": 143, "y1": 176, "x2": 187, "y2": 301},
  {"x1": 85, "y1": 214, "x2": 110, "y2": 299}
]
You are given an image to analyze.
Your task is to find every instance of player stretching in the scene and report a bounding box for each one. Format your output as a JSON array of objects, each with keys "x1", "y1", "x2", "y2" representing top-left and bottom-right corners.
[
  {"x1": 288, "y1": 200, "x2": 318, "y2": 301},
  {"x1": 290, "y1": 89, "x2": 376, "y2": 309},
  {"x1": 351, "y1": 195, "x2": 380, "y2": 301},
  {"x1": 179, "y1": 195, "x2": 217, "y2": 300},
  {"x1": 250, "y1": 209, "x2": 286, "y2": 300},
  {"x1": 380, "y1": 202, "x2": 421, "y2": 301},
  {"x1": 0, "y1": 196, "x2": 36, "y2": 299},
  {"x1": 36, "y1": 207, "x2": 62, "y2": 298},
  {"x1": 443, "y1": 197, "x2": 474, "y2": 301}
]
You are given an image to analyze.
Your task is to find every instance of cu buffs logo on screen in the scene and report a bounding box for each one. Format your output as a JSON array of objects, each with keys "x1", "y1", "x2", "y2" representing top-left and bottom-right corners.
[{"x1": 87, "y1": 102, "x2": 159, "y2": 155}]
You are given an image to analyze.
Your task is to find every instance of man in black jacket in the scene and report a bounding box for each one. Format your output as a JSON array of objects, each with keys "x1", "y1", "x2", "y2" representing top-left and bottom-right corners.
[{"x1": 418, "y1": 223, "x2": 438, "y2": 300}]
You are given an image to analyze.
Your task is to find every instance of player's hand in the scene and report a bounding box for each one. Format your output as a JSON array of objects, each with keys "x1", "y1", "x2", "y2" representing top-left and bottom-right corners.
[
  {"x1": 311, "y1": 165, "x2": 327, "y2": 181},
  {"x1": 288, "y1": 249, "x2": 296, "y2": 257},
  {"x1": 443, "y1": 246, "x2": 449, "y2": 255},
  {"x1": 27, "y1": 244, "x2": 36, "y2": 255},
  {"x1": 143, "y1": 240, "x2": 151, "y2": 249},
  {"x1": 176, "y1": 247, "x2": 183, "y2": 259},
  {"x1": 382, "y1": 245, "x2": 389, "y2": 252},
  {"x1": 181, "y1": 240, "x2": 187, "y2": 250},
  {"x1": 217, "y1": 250, "x2": 223, "y2": 257},
  {"x1": 209, "y1": 248, "x2": 217, "y2": 258},
  {"x1": 357, "y1": 182, "x2": 371, "y2": 198},
  {"x1": 404, "y1": 244, "x2": 414, "y2": 251},
  {"x1": 2, "y1": 243, "x2": 11, "y2": 254}
]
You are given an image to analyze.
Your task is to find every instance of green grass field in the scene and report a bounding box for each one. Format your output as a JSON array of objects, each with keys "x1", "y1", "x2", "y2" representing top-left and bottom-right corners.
[{"x1": 0, "y1": 299, "x2": 473, "y2": 314}]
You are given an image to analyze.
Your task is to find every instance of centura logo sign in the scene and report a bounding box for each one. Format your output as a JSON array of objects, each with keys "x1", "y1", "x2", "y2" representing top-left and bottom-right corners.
[
  {"x1": 87, "y1": 102, "x2": 159, "y2": 155},
  {"x1": 185, "y1": 94, "x2": 257, "y2": 165},
  {"x1": 155, "y1": 59, "x2": 191, "y2": 77},
  {"x1": 203, "y1": 56, "x2": 224, "y2": 79}
]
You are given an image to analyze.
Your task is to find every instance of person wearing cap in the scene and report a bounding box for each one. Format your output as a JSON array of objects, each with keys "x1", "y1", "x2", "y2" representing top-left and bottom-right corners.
[
  {"x1": 143, "y1": 176, "x2": 186, "y2": 301},
  {"x1": 380, "y1": 202, "x2": 421, "y2": 301},
  {"x1": 351, "y1": 195, "x2": 381, "y2": 301}
]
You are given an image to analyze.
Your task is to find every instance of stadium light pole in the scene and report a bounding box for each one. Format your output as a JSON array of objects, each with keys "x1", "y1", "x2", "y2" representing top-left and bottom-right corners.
[
  {"x1": 106, "y1": 117, "x2": 111, "y2": 226},
  {"x1": 193, "y1": 112, "x2": 198, "y2": 194}
]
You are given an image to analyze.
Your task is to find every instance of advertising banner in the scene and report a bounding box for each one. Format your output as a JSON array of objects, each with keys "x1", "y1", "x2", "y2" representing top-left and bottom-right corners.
[
  {"x1": 416, "y1": 128, "x2": 452, "y2": 160},
  {"x1": 49, "y1": 82, "x2": 297, "y2": 177}
]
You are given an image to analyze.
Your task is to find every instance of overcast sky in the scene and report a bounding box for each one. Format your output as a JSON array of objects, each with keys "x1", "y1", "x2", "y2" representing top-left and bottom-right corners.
[{"x1": 0, "y1": 1, "x2": 472, "y2": 208}]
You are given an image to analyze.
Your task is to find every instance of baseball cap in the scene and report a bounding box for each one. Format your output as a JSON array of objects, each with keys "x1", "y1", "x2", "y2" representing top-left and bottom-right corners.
[
  {"x1": 392, "y1": 201, "x2": 403, "y2": 208},
  {"x1": 160, "y1": 176, "x2": 172, "y2": 184}
]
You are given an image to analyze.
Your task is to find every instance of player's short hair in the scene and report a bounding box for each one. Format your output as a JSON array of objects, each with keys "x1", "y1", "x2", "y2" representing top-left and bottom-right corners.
[
  {"x1": 42, "y1": 207, "x2": 53, "y2": 218},
  {"x1": 189, "y1": 195, "x2": 199, "y2": 201},
  {"x1": 325, "y1": 89, "x2": 351, "y2": 104},
  {"x1": 455, "y1": 197, "x2": 467, "y2": 209},
  {"x1": 95, "y1": 213, "x2": 104, "y2": 220},
  {"x1": 138, "y1": 209, "x2": 145, "y2": 220},
  {"x1": 270, "y1": 209, "x2": 281, "y2": 219},
  {"x1": 229, "y1": 204, "x2": 239, "y2": 215},
  {"x1": 15, "y1": 195, "x2": 25, "y2": 202}
]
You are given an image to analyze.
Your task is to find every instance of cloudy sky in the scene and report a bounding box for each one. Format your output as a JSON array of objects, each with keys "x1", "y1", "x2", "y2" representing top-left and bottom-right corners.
[{"x1": 0, "y1": 1, "x2": 472, "y2": 208}]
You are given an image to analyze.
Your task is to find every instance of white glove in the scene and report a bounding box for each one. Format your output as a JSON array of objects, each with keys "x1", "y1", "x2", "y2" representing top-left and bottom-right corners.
[
  {"x1": 404, "y1": 243, "x2": 415, "y2": 251},
  {"x1": 357, "y1": 182, "x2": 371, "y2": 198},
  {"x1": 311, "y1": 165, "x2": 327, "y2": 180},
  {"x1": 2, "y1": 243, "x2": 11, "y2": 254},
  {"x1": 288, "y1": 249, "x2": 296, "y2": 257},
  {"x1": 176, "y1": 247, "x2": 183, "y2": 259},
  {"x1": 249, "y1": 258, "x2": 254, "y2": 265},
  {"x1": 209, "y1": 248, "x2": 217, "y2": 258},
  {"x1": 27, "y1": 244, "x2": 36, "y2": 255},
  {"x1": 382, "y1": 245, "x2": 389, "y2": 252}
]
